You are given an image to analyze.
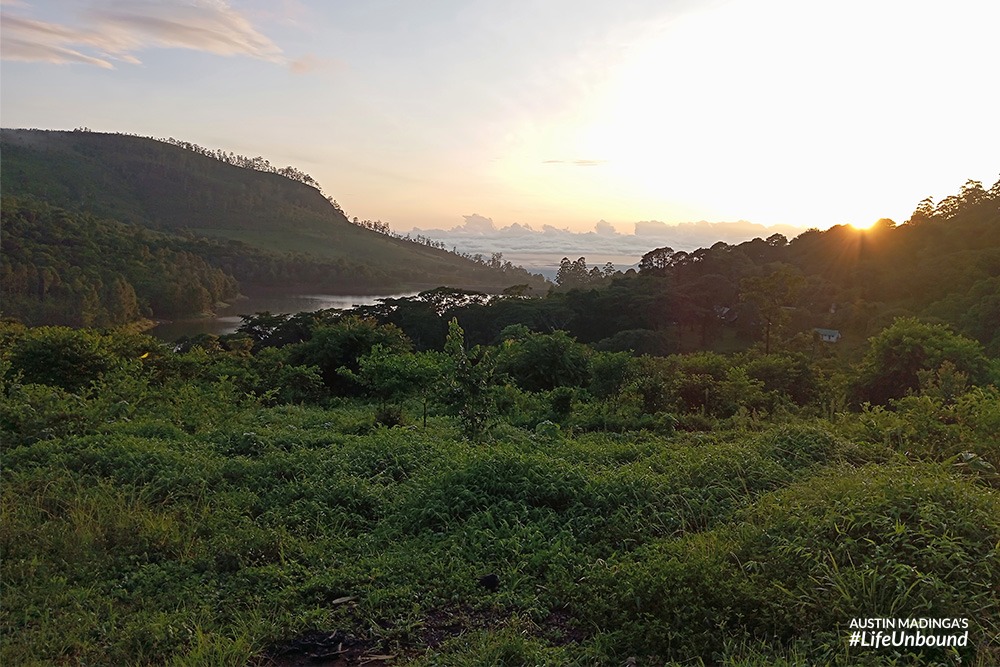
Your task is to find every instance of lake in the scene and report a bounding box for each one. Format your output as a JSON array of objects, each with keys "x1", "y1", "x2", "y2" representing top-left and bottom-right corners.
[{"x1": 148, "y1": 291, "x2": 419, "y2": 341}]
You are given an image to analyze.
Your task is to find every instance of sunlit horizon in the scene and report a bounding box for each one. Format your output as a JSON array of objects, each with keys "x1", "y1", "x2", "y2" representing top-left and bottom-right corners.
[{"x1": 2, "y1": 0, "x2": 997, "y2": 234}]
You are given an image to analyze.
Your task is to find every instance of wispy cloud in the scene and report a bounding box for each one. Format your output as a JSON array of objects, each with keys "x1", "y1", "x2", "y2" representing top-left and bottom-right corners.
[
  {"x1": 1, "y1": 15, "x2": 117, "y2": 67},
  {"x1": 0, "y1": 1, "x2": 297, "y2": 69},
  {"x1": 288, "y1": 53, "x2": 343, "y2": 75},
  {"x1": 542, "y1": 158, "x2": 608, "y2": 166}
]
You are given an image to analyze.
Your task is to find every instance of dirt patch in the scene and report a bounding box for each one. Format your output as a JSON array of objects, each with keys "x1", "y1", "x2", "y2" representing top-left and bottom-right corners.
[
  {"x1": 259, "y1": 630, "x2": 395, "y2": 667},
  {"x1": 418, "y1": 605, "x2": 506, "y2": 648},
  {"x1": 258, "y1": 606, "x2": 586, "y2": 665},
  {"x1": 539, "y1": 609, "x2": 587, "y2": 645}
]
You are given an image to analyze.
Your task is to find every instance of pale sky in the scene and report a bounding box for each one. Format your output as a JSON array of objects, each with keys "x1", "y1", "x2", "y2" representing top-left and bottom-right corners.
[{"x1": 2, "y1": 0, "x2": 998, "y2": 233}]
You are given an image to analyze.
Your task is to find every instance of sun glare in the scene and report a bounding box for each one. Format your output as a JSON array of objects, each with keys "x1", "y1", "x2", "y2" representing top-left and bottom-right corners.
[
  {"x1": 563, "y1": 0, "x2": 1000, "y2": 229},
  {"x1": 572, "y1": 1, "x2": 866, "y2": 225}
]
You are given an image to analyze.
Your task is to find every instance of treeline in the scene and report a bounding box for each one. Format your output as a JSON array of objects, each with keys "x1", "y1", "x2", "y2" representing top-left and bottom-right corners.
[
  {"x1": 494, "y1": 178, "x2": 1000, "y2": 356},
  {"x1": 72, "y1": 127, "x2": 324, "y2": 193},
  {"x1": 218, "y1": 174, "x2": 997, "y2": 359},
  {"x1": 0, "y1": 197, "x2": 403, "y2": 325},
  {"x1": 1, "y1": 197, "x2": 237, "y2": 325}
]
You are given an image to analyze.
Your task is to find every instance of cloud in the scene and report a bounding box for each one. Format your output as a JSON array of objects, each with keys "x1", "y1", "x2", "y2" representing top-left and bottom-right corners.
[
  {"x1": 288, "y1": 53, "x2": 339, "y2": 75},
  {"x1": 0, "y1": 16, "x2": 116, "y2": 67},
  {"x1": 633, "y1": 220, "x2": 802, "y2": 243},
  {"x1": 594, "y1": 219, "x2": 619, "y2": 236},
  {"x1": 458, "y1": 214, "x2": 497, "y2": 234},
  {"x1": 405, "y1": 215, "x2": 807, "y2": 269},
  {"x1": 542, "y1": 158, "x2": 607, "y2": 166},
  {"x1": 0, "y1": 1, "x2": 286, "y2": 68}
]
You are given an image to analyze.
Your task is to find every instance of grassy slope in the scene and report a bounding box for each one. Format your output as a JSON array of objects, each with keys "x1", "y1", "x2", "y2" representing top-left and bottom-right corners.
[{"x1": 0, "y1": 129, "x2": 538, "y2": 290}]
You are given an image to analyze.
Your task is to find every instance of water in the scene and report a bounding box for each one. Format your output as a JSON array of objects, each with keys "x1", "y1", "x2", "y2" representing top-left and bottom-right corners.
[{"x1": 148, "y1": 291, "x2": 419, "y2": 341}]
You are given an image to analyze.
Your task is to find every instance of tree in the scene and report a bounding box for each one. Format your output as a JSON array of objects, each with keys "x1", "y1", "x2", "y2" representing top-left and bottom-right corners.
[
  {"x1": 495, "y1": 330, "x2": 592, "y2": 392},
  {"x1": 342, "y1": 345, "x2": 444, "y2": 427},
  {"x1": 442, "y1": 319, "x2": 497, "y2": 440},
  {"x1": 288, "y1": 316, "x2": 411, "y2": 393},
  {"x1": 740, "y1": 264, "x2": 805, "y2": 354},
  {"x1": 638, "y1": 246, "x2": 676, "y2": 275},
  {"x1": 417, "y1": 287, "x2": 489, "y2": 315}
]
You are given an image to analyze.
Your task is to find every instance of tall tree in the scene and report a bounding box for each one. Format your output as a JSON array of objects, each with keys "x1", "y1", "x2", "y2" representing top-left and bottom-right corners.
[{"x1": 740, "y1": 264, "x2": 805, "y2": 354}]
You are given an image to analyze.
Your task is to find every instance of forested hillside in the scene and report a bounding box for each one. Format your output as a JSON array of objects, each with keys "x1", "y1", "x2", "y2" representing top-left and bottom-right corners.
[{"x1": 0, "y1": 129, "x2": 545, "y2": 326}]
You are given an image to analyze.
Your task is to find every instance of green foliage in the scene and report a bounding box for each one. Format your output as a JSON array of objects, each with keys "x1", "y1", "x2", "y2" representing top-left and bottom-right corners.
[
  {"x1": 740, "y1": 263, "x2": 806, "y2": 354},
  {"x1": 742, "y1": 351, "x2": 818, "y2": 406},
  {"x1": 1, "y1": 197, "x2": 238, "y2": 323},
  {"x1": 3, "y1": 262, "x2": 1000, "y2": 667},
  {"x1": 850, "y1": 317, "x2": 992, "y2": 405},
  {"x1": 734, "y1": 465, "x2": 1000, "y2": 657},
  {"x1": 588, "y1": 351, "x2": 639, "y2": 399},
  {"x1": 251, "y1": 348, "x2": 327, "y2": 404},
  {"x1": 495, "y1": 330, "x2": 591, "y2": 392},
  {"x1": 288, "y1": 316, "x2": 411, "y2": 394},
  {"x1": 443, "y1": 319, "x2": 498, "y2": 440},
  {"x1": 345, "y1": 346, "x2": 442, "y2": 406},
  {"x1": 593, "y1": 328, "x2": 677, "y2": 356},
  {"x1": 7, "y1": 326, "x2": 116, "y2": 392}
]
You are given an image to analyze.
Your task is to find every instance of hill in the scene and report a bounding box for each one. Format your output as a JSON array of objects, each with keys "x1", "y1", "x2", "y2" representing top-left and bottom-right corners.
[{"x1": 0, "y1": 129, "x2": 545, "y2": 324}]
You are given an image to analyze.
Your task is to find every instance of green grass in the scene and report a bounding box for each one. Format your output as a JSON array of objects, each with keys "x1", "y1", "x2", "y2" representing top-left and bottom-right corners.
[{"x1": 3, "y1": 396, "x2": 998, "y2": 665}]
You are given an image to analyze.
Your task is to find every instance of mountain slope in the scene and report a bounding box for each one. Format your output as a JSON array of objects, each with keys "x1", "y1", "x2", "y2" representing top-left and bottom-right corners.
[{"x1": 0, "y1": 129, "x2": 543, "y2": 290}]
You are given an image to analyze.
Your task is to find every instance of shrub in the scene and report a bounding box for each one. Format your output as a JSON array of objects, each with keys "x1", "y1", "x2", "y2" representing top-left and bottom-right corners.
[
  {"x1": 495, "y1": 330, "x2": 591, "y2": 392},
  {"x1": 8, "y1": 326, "x2": 116, "y2": 393},
  {"x1": 850, "y1": 318, "x2": 991, "y2": 406}
]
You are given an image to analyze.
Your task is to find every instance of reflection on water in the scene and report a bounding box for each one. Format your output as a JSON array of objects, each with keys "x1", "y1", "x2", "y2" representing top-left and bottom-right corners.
[{"x1": 149, "y1": 291, "x2": 418, "y2": 341}]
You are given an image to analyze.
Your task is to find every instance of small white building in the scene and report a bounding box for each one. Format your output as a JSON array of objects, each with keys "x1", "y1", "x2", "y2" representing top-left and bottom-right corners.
[{"x1": 814, "y1": 328, "x2": 842, "y2": 343}]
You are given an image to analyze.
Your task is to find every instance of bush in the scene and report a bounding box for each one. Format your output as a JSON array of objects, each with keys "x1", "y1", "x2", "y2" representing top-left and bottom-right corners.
[
  {"x1": 495, "y1": 330, "x2": 591, "y2": 392},
  {"x1": 8, "y1": 326, "x2": 116, "y2": 393},
  {"x1": 850, "y1": 318, "x2": 992, "y2": 406}
]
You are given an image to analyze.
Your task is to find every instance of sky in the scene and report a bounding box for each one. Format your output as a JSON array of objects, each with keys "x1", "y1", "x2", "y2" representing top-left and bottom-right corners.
[{"x1": 2, "y1": 0, "x2": 999, "y2": 236}]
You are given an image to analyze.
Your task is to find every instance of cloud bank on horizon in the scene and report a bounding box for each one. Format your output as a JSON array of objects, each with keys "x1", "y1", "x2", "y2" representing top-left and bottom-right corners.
[{"x1": 408, "y1": 214, "x2": 805, "y2": 263}]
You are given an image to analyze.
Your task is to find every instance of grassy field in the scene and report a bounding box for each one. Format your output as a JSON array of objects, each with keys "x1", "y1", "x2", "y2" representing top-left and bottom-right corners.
[
  {"x1": 3, "y1": 391, "x2": 998, "y2": 666},
  {"x1": 2, "y1": 318, "x2": 999, "y2": 665}
]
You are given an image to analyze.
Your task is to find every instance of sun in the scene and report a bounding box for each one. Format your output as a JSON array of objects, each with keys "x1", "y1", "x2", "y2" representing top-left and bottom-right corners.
[
  {"x1": 849, "y1": 220, "x2": 878, "y2": 231},
  {"x1": 850, "y1": 218, "x2": 897, "y2": 232}
]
